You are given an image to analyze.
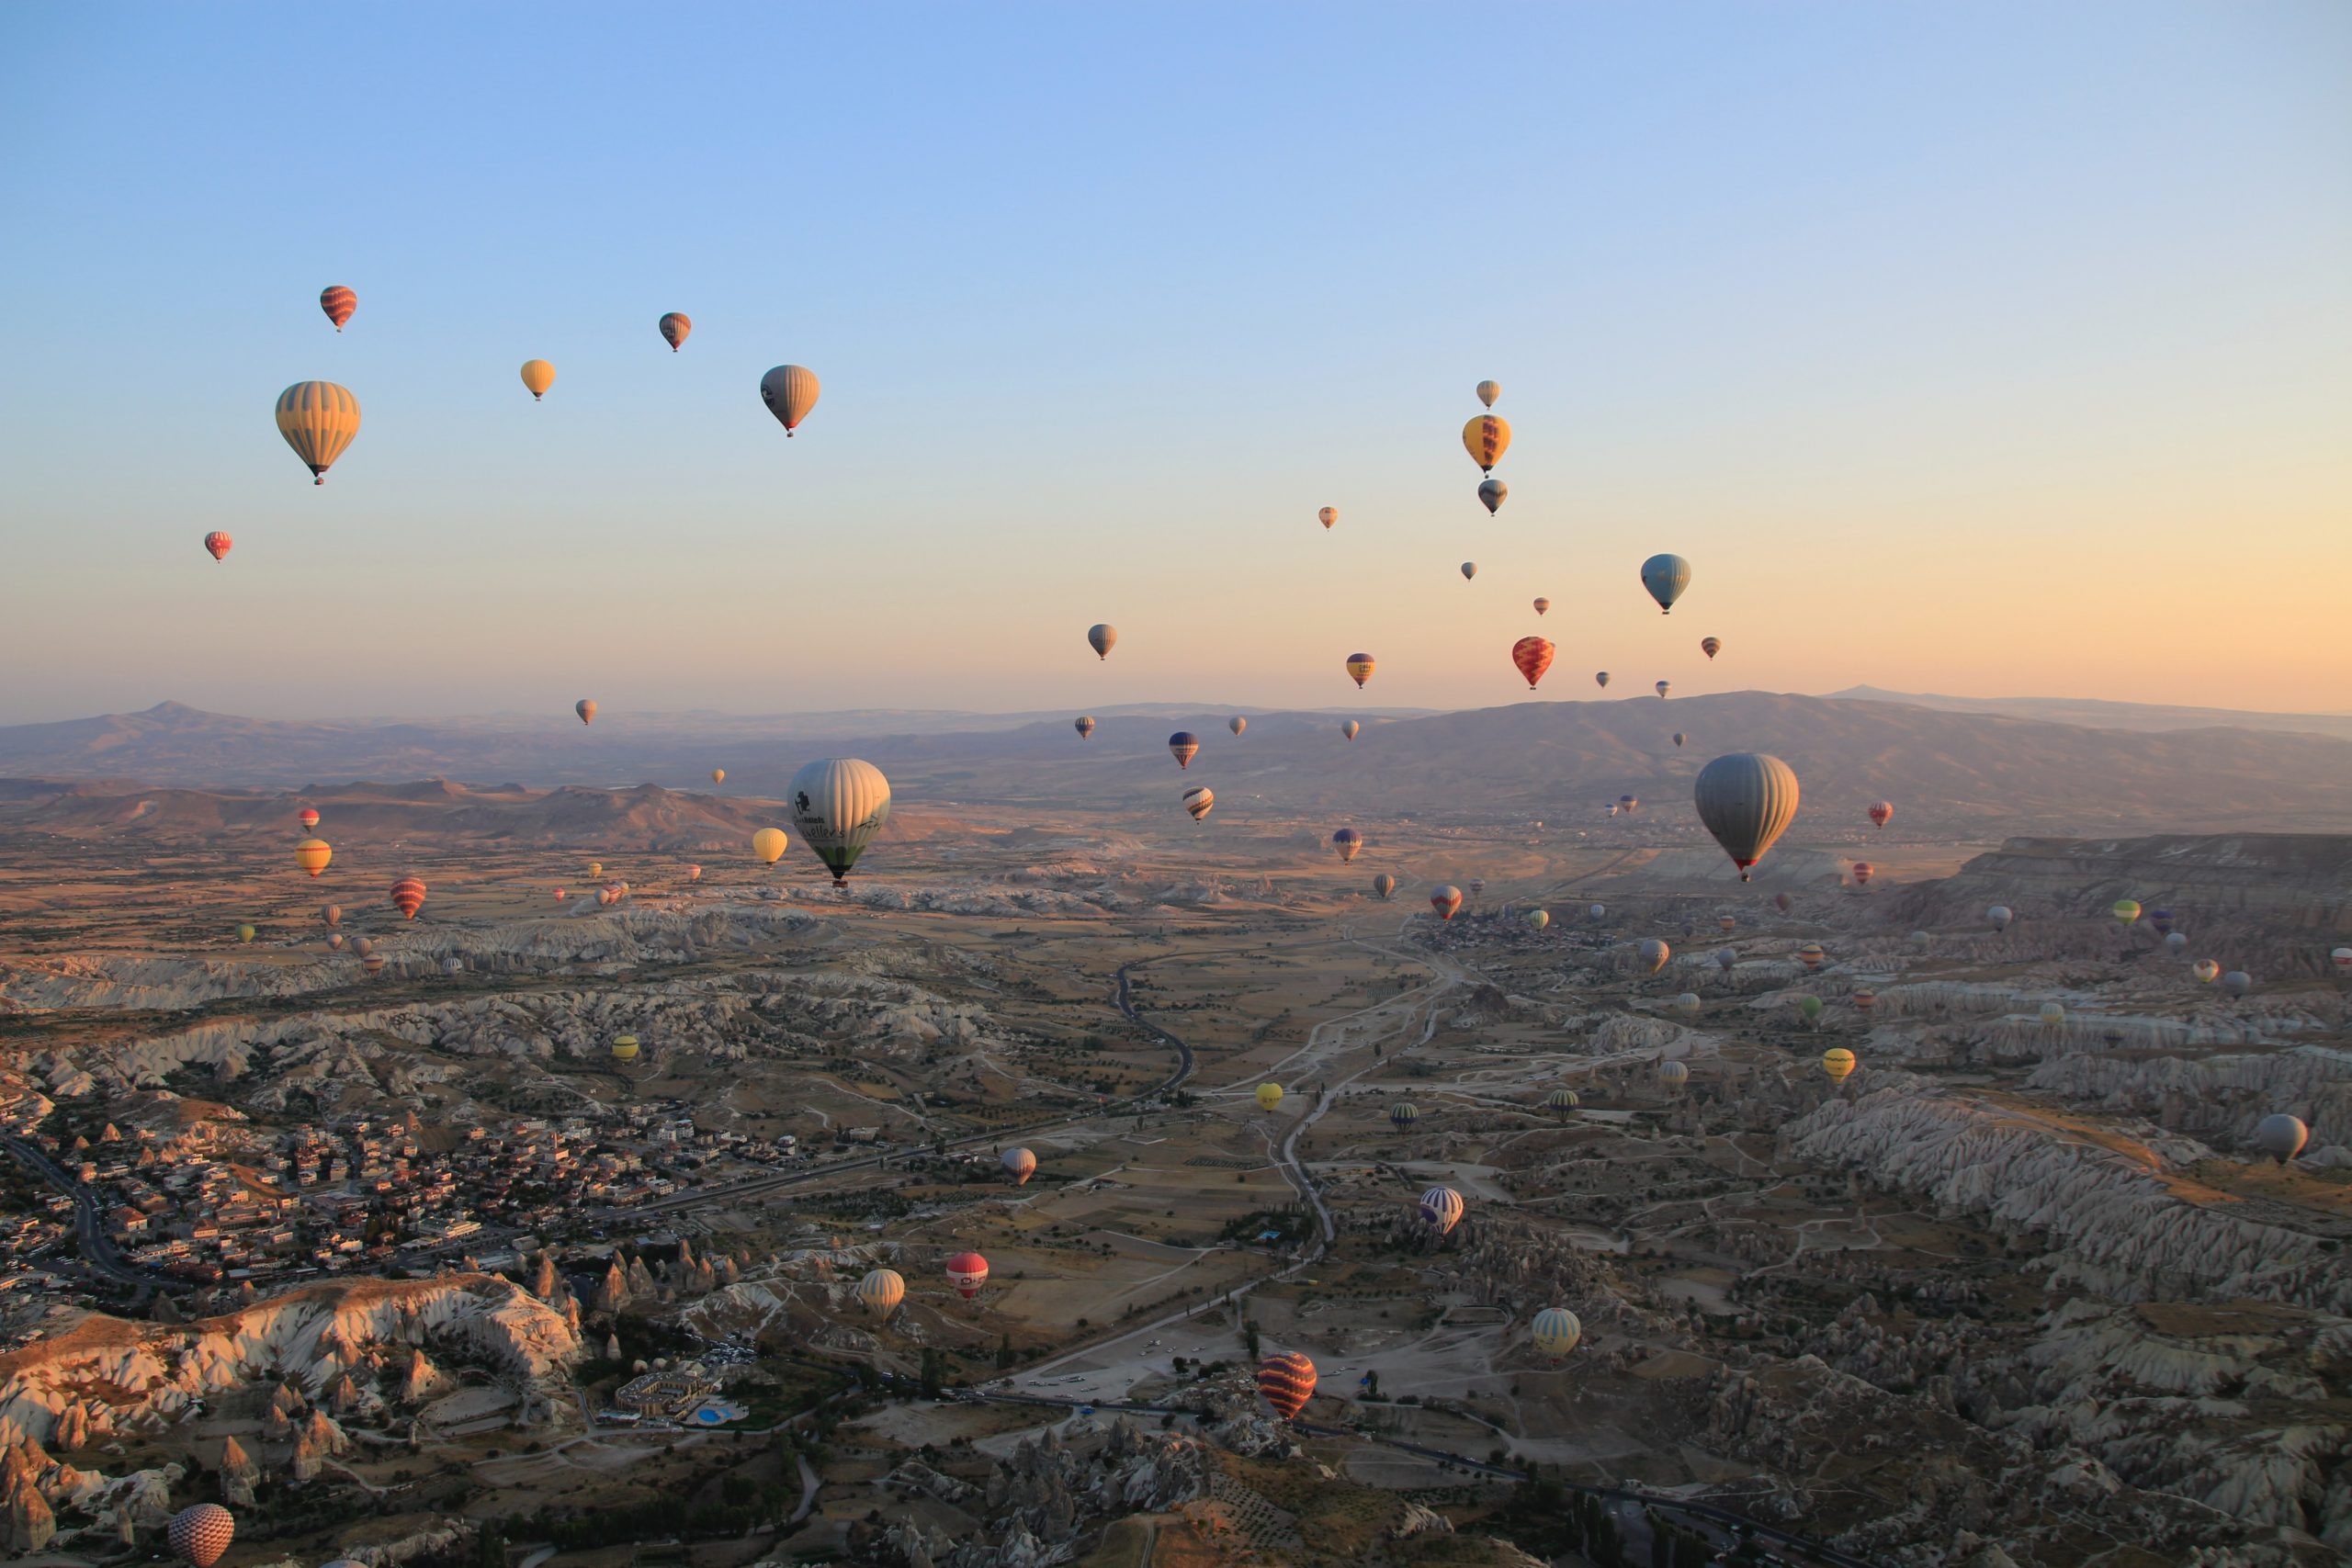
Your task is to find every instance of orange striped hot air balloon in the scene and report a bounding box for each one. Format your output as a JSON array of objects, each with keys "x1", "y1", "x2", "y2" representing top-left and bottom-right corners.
[
  {"x1": 659, "y1": 311, "x2": 691, "y2": 352},
  {"x1": 1345, "y1": 653, "x2": 1375, "y2": 688},
  {"x1": 1701, "y1": 636, "x2": 1722, "y2": 660},
  {"x1": 276, "y1": 381, "x2": 361, "y2": 484},
  {"x1": 1532, "y1": 596, "x2": 1550, "y2": 615},
  {"x1": 294, "y1": 838, "x2": 332, "y2": 877},
  {"x1": 1462, "y1": 413, "x2": 1511, "y2": 473},
  {"x1": 319, "y1": 286, "x2": 356, "y2": 332},
  {"x1": 203, "y1": 531, "x2": 232, "y2": 561},
  {"x1": 390, "y1": 876, "x2": 426, "y2": 919},
  {"x1": 1511, "y1": 636, "x2": 1555, "y2": 690},
  {"x1": 1256, "y1": 1351, "x2": 1317, "y2": 1420},
  {"x1": 362, "y1": 953, "x2": 386, "y2": 977}
]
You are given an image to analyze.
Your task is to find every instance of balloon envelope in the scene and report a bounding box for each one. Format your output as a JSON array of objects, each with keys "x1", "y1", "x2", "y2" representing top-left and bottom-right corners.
[
  {"x1": 1345, "y1": 653, "x2": 1375, "y2": 688},
  {"x1": 1419, "y1": 1185, "x2": 1465, "y2": 1235},
  {"x1": 520, "y1": 359, "x2": 556, "y2": 399},
  {"x1": 1341, "y1": 719, "x2": 1361, "y2": 740},
  {"x1": 1693, "y1": 753, "x2": 1801, "y2": 881},
  {"x1": 1087, "y1": 624, "x2": 1117, "y2": 660},
  {"x1": 1636, "y1": 938, "x2": 1670, "y2": 974},
  {"x1": 576, "y1": 698, "x2": 597, "y2": 725},
  {"x1": 855, "y1": 1268, "x2": 904, "y2": 1319},
  {"x1": 1462, "y1": 413, "x2": 1510, "y2": 473},
  {"x1": 1001, "y1": 1147, "x2": 1037, "y2": 1184},
  {"x1": 1531, "y1": 1306, "x2": 1581, "y2": 1357},
  {"x1": 1256, "y1": 1082, "x2": 1283, "y2": 1111},
  {"x1": 788, "y1": 760, "x2": 892, "y2": 885},
  {"x1": 944, "y1": 1251, "x2": 989, "y2": 1299},
  {"x1": 1318, "y1": 505, "x2": 1338, "y2": 528},
  {"x1": 1823, "y1": 1047, "x2": 1858, "y2": 1081},
  {"x1": 1256, "y1": 1351, "x2": 1316, "y2": 1420},
  {"x1": 1074, "y1": 716, "x2": 1095, "y2": 739},
  {"x1": 1168, "y1": 732, "x2": 1200, "y2": 769},
  {"x1": 1639, "y1": 553, "x2": 1691, "y2": 614},
  {"x1": 319, "y1": 286, "x2": 356, "y2": 331},
  {"x1": 1182, "y1": 786, "x2": 1214, "y2": 820},
  {"x1": 1331, "y1": 828, "x2": 1363, "y2": 862},
  {"x1": 2255, "y1": 1112, "x2": 2310, "y2": 1164},
  {"x1": 759, "y1": 364, "x2": 820, "y2": 433},
  {"x1": 659, "y1": 311, "x2": 691, "y2": 351},
  {"x1": 295, "y1": 838, "x2": 332, "y2": 876},
  {"x1": 752, "y1": 828, "x2": 788, "y2": 864},
  {"x1": 389, "y1": 877, "x2": 426, "y2": 919},
  {"x1": 204, "y1": 531, "x2": 232, "y2": 561},
  {"x1": 275, "y1": 381, "x2": 361, "y2": 483},
  {"x1": 1701, "y1": 636, "x2": 1721, "y2": 660},
  {"x1": 1430, "y1": 885, "x2": 1463, "y2": 919},
  {"x1": 170, "y1": 1504, "x2": 236, "y2": 1568},
  {"x1": 1371, "y1": 873, "x2": 1396, "y2": 899},
  {"x1": 1477, "y1": 479, "x2": 1507, "y2": 513},
  {"x1": 1476, "y1": 378, "x2": 1500, "y2": 408},
  {"x1": 1511, "y1": 636, "x2": 1555, "y2": 689}
]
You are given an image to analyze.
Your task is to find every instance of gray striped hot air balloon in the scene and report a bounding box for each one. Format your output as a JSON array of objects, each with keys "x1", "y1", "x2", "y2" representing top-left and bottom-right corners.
[
  {"x1": 787, "y1": 759, "x2": 891, "y2": 886},
  {"x1": 1639, "y1": 553, "x2": 1691, "y2": 614},
  {"x1": 1692, "y1": 753, "x2": 1800, "y2": 881},
  {"x1": 760, "y1": 364, "x2": 820, "y2": 434}
]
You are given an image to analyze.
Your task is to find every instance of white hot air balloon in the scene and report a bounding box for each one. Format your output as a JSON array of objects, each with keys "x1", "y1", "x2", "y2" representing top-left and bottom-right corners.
[{"x1": 787, "y1": 759, "x2": 892, "y2": 887}]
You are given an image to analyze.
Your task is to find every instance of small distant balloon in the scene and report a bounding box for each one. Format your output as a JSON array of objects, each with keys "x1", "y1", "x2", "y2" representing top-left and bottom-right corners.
[
  {"x1": 1639, "y1": 553, "x2": 1691, "y2": 615},
  {"x1": 1340, "y1": 719, "x2": 1361, "y2": 741},
  {"x1": 1477, "y1": 478, "x2": 1508, "y2": 514},
  {"x1": 2193, "y1": 959, "x2": 2221, "y2": 983},
  {"x1": 576, "y1": 699, "x2": 597, "y2": 726},
  {"x1": 1182, "y1": 785, "x2": 1214, "y2": 821},
  {"x1": 204, "y1": 531, "x2": 232, "y2": 561},
  {"x1": 1331, "y1": 828, "x2": 1363, "y2": 863},
  {"x1": 275, "y1": 381, "x2": 362, "y2": 485},
  {"x1": 1318, "y1": 506, "x2": 1338, "y2": 529},
  {"x1": 1693, "y1": 752, "x2": 1801, "y2": 882},
  {"x1": 1476, "y1": 379, "x2": 1500, "y2": 408},
  {"x1": 2222, "y1": 970, "x2": 2252, "y2": 998},
  {"x1": 1713, "y1": 947, "x2": 1736, "y2": 972},
  {"x1": 1087, "y1": 624, "x2": 1117, "y2": 660},
  {"x1": 1372, "y1": 873, "x2": 1396, "y2": 899},
  {"x1": 1635, "y1": 938, "x2": 1669, "y2": 974},
  {"x1": 1229, "y1": 716, "x2": 1247, "y2": 737},
  {"x1": 1701, "y1": 636, "x2": 1721, "y2": 660},
  {"x1": 1774, "y1": 892, "x2": 1794, "y2": 913},
  {"x1": 1168, "y1": 731, "x2": 1200, "y2": 770},
  {"x1": 2254, "y1": 1112, "x2": 2309, "y2": 1165},
  {"x1": 1461, "y1": 560, "x2": 1477, "y2": 581},
  {"x1": 1430, "y1": 885, "x2": 1463, "y2": 920},
  {"x1": 1345, "y1": 653, "x2": 1375, "y2": 688},
  {"x1": 1656, "y1": 680, "x2": 1671, "y2": 699},
  {"x1": 659, "y1": 311, "x2": 692, "y2": 352},
  {"x1": 1869, "y1": 801, "x2": 1894, "y2": 829},
  {"x1": 1532, "y1": 596, "x2": 1550, "y2": 615},
  {"x1": 319, "y1": 286, "x2": 356, "y2": 332},
  {"x1": 298, "y1": 807, "x2": 321, "y2": 831},
  {"x1": 295, "y1": 838, "x2": 332, "y2": 877},
  {"x1": 1074, "y1": 716, "x2": 1095, "y2": 739},
  {"x1": 759, "y1": 364, "x2": 820, "y2": 434},
  {"x1": 1797, "y1": 943, "x2": 1826, "y2": 970},
  {"x1": 1594, "y1": 671, "x2": 1611, "y2": 689},
  {"x1": 1851, "y1": 862, "x2": 1874, "y2": 886},
  {"x1": 712, "y1": 768, "x2": 726, "y2": 784},
  {"x1": 1001, "y1": 1147, "x2": 1037, "y2": 1185},
  {"x1": 1657, "y1": 1060, "x2": 1690, "y2": 1089},
  {"x1": 1987, "y1": 905, "x2": 2014, "y2": 932},
  {"x1": 1527, "y1": 907, "x2": 1549, "y2": 931},
  {"x1": 1256, "y1": 1082, "x2": 1284, "y2": 1111},
  {"x1": 321, "y1": 904, "x2": 341, "y2": 928},
  {"x1": 236, "y1": 924, "x2": 256, "y2": 944},
  {"x1": 1822, "y1": 1047, "x2": 1858, "y2": 1082},
  {"x1": 389, "y1": 876, "x2": 426, "y2": 919},
  {"x1": 520, "y1": 359, "x2": 556, "y2": 400},
  {"x1": 1673, "y1": 732, "x2": 1688, "y2": 748},
  {"x1": 2112, "y1": 899, "x2": 2142, "y2": 926},
  {"x1": 752, "y1": 827, "x2": 788, "y2": 864}
]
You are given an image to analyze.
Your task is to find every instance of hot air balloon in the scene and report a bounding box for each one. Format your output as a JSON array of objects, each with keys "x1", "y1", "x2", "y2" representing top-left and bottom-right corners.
[
  {"x1": 554, "y1": 888, "x2": 567, "y2": 900},
  {"x1": 1619, "y1": 795, "x2": 1639, "y2": 814},
  {"x1": 1510, "y1": 636, "x2": 1555, "y2": 690},
  {"x1": 1419, "y1": 1186, "x2": 1465, "y2": 1235},
  {"x1": 1463, "y1": 413, "x2": 1510, "y2": 473},
  {"x1": 1430, "y1": 886, "x2": 1463, "y2": 920},
  {"x1": 1229, "y1": 716, "x2": 1247, "y2": 737},
  {"x1": 1589, "y1": 903, "x2": 1607, "y2": 922},
  {"x1": 685, "y1": 863, "x2": 703, "y2": 882},
  {"x1": 1469, "y1": 878, "x2": 1487, "y2": 897},
  {"x1": 1636, "y1": 938, "x2": 1670, "y2": 974},
  {"x1": 1673, "y1": 732, "x2": 1687, "y2": 748},
  {"x1": 1476, "y1": 378, "x2": 1500, "y2": 408},
  {"x1": 855, "y1": 1268, "x2": 905, "y2": 1320},
  {"x1": 276, "y1": 381, "x2": 361, "y2": 483},
  {"x1": 1774, "y1": 892, "x2": 1794, "y2": 913},
  {"x1": 297, "y1": 807, "x2": 321, "y2": 831},
  {"x1": 1657, "y1": 1060, "x2": 1689, "y2": 1089},
  {"x1": 1797, "y1": 943, "x2": 1826, "y2": 970},
  {"x1": 1909, "y1": 931, "x2": 1931, "y2": 950},
  {"x1": 659, "y1": 311, "x2": 691, "y2": 352},
  {"x1": 1546, "y1": 1088, "x2": 1580, "y2": 1116},
  {"x1": 1527, "y1": 908, "x2": 1549, "y2": 931},
  {"x1": 320, "y1": 285, "x2": 356, "y2": 332},
  {"x1": 1700, "y1": 636, "x2": 1721, "y2": 660},
  {"x1": 1256, "y1": 1351, "x2": 1316, "y2": 1420},
  {"x1": 1318, "y1": 506, "x2": 1338, "y2": 529},
  {"x1": 1074, "y1": 716, "x2": 1095, "y2": 739},
  {"x1": 169, "y1": 1504, "x2": 236, "y2": 1568},
  {"x1": 587, "y1": 863, "x2": 604, "y2": 879},
  {"x1": 2111, "y1": 899, "x2": 2142, "y2": 926},
  {"x1": 1331, "y1": 828, "x2": 1363, "y2": 863},
  {"x1": 2039, "y1": 1001, "x2": 2065, "y2": 1026},
  {"x1": 1087, "y1": 624, "x2": 1117, "y2": 660},
  {"x1": 611, "y1": 1034, "x2": 640, "y2": 1061},
  {"x1": 712, "y1": 768, "x2": 726, "y2": 784},
  {"x1": 1531, "y1": 1306, "x2": 1581, "y2": 1358},
  {"x1": 1345, "y1": 653, "x2": 1375, "y2": 688},
  {"x1": 1822, "y1": 1047, "x2": 1858, "y2": 1082},
  {"x1": 1594, "y1": 671, "x2": 1610, "y2": 689},
  {"x1": 1853, "y1": 991, "x2": 1877, "y2": 1014},
  {"x1": 2333, "y1": 947, "x2": 2352, "y2": 972},
  {"x1": 361, "y1": 953, "x2": 386, "y2": 977},
  {"x1": 1167, "y1": 732, "x2": 1200, "y2": 769},
  {"x1": 1655, "y1": 680, "x2": 1671, "y2": 699},
  {"x1": 326, "y1": 932, "x2": 344, "y2": 951},
  {"x1": 760, "y1": 364, "x2": 820, "y2": 434},
  {"x1": 203, "y1": 531, "x2": 232, "y2": 561},
  {"x1": 1461, "y1": 560, "x2": 1477, "y2": 581},
  {"x1": 1693, "y1": 753, "x2": 1800, "y2": 882},
  {"x1": 520, "y1": 359, "x2": 556, "y2": 400},
  {"x1": 1868, "y1": 802, "x2": 1894, "y2": 830},
  {"x1": 1671, "y1": 992, "x2": 1702, "y2": 1021},
  {"x1": 2254, "y1": 1113, "x2": 2309, "y2": 1164},
  {"x1": 390, "y1": 877, "x2": 426, "y2": 919},
  {"x1": 1255, "y1": 1082, "x2": 1283, "y2": 1112},
  {"x1": 1987, "y1": 905, "x2": 2014, "y2": 932},
  {"x1": 295, "y1": 838, "x2": 333, "y2": 877},
  {"x1": 352, "y1": 937, "x2": 373, "y2": 957},
  {"x1": 2193, "y1": 959, "x2": 2221, "y2": 983},
  {"x1": 1851, "y1": 862, "x2": 1874, "y2": 886},
  {"x1": 2163, "y1": 931, "x2": 2188, "y2": 954},
  {"x1": 1713, "y1": 947, "x2": 1736, "y2": 973},
  {"x1": 1341, "y1": 719, "x2": 1361, "y2": 741},
  {"x1": 1640, "y1": 554, "x2": 1691, "y2": 615},
  {"x1": 788, "y1": 759, "x2": 892, "y2": 886},
  {"x1": 1182, "y1": 786, "x2": 1214, "y2": 821},
  {"x1": 236, "y1": 924, "x2": 256, "y2": 943},
  {"x1": 576, "y1": 698, "x2": 597, "y2": 726},
  {"x1": 1478, "y1": 478, "x2": 1508, "y2": 514},
  {"x1": 1002, "y1": 1147, "x2": 1037, "y2": 1185},
  {"x1": 944, "y1": 1251, "x2": 989, "y2": 1299},
  {"x1": 2223, "y1": 970, "x2": 2253, "y2": 998},
  {"x1": 2150, "y1": 908, "x2": 2174, "y2": 934},
  {"x1": 1372, "y1": 874, "x2": 1396, "y2": 899},
  {"x1": 1389, "y1": 1100, "x2": 1419, "y2": 1130},
  {"x1": 1796, "y1": 996, "x2": 1823, "y2": 1026},
  {"x1": 1717, "y1": 916, "x2": 1736, "y2": 932}
]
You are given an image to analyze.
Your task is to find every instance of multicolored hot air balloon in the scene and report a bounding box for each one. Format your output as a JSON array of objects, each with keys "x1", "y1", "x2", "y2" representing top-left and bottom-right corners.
[
  {"x1": 2193, "y1": 959, "x2": 2221, "y2": 983},
  {"x1": 236, "y1": 924, "x2": 256, "y2": 944},
  {"x1": 320, "y1": 286, "x2": 356, "y2": 332},
  {"x1": 1389, "y1": 1100, "x2": 1419, "y2": 1130},
  {"x1": 611, "y1": 1034, "x2": 640, "y2": 1061},
  {"x1": 788, "y1": 759, "x2": 891, "y2": 886},
  {"x1": 352, "y1": 937, "x2": 373, "y2": 957},
  {"x1": 1074, "y1": 716, "x2": 1095, "y2": 739},
  {"x1": 1532, "y1": 596, "x2": 1550, "y2": 615},
  {"x1": 1511, "y1": 636, "x2": 1555, "y2": 690},
  {"x1": 1693, "y1": 752, "x2": 1801, "y2": 881},
  {"x1": 1546, "y1": 1087, "x2": 1579, "y2": 1116},
  {"x1": 390, "y1": 877, "x2": 426, "y2": 919},
  {"x1": 659, "y1": 311, "x2": 691, "y2": 352},
  {"x1": 1655, "y1": 680, "x2": 1672, "y2": 699},
  {"x1": 1639, "y1": 553, "x2": 1691, "y2": 614},
  {"x1": 1341, "y1": 719, "x2": 1361, "y2": 741},
  {"x1": 1797, "y1": 943, "x2": 1826, "y2": 970},
  {"x1": 1468, "y1": 878, "x2": 1486, "y2": 898},
  {"x1": 1345, "y1": 653, "x2": 1375, "y2": 688},
  {"x1": 587, "y1": 862, "x2": 604, "y2": 879},
  {"x1": 1460, "y1": 560, "x2": 1477, "y2": 581},
  {"x1": 1851, "y1": 862, "x2": 1874, "y2": 886},
  {"x1": 1527, "y1": 907, "x2": 1550, "y2": 931},
  {"x1": 855, "y1": 1268, "x2": 905, "y2": 1320},
  {"x1": 1701, "y1": 636, "x2": 1721, "y2": 660},
  {"x1": 362, "y1": 953, "x2": 387, "y2": 977},
  {"x1": 944, "y1": 1251, "x2": 989, "y2": 1299},
  {"x1": 1087, "y1": 623, "x2": 1116, "y2": 660},
  {"x1": 1822, "y1": 1047, "x2": 1858, "y2": 1082},
  {"x1": 520, "y1": 359, "x2": 556, "y2": 400},
  {"x1": 1256, "y1": 1351, "x2": 1316, "y2": 1420},
  {"x1": 1853, "y1": 991, "x2": 1877, "y2": 1014},
  {"x1": 1718, "y1": 915, "x2": 1736, "y2": 932},
  {"x1": 1619, "y1": 795, "x2": 1639, "y2": 814},
  {"x1": 1331, "y1": 828, "x2": 1363, "y2": 863},
  {"x1": 169, "y1": 1503, "x2": 236, "y2": 1568},
  {"x1": 295, "y1": 838, "x2": 333, "y2": 877},
  {"x1": 1372, "y1": 873, "x2": 1396, "y2": 899},
  {"x1": 2150, "y1": 908, "x2": 2174, "y2": 934},
  {"x1": 1868, "y1": 801, "x2": 1894, "y2": 829},
  {"x1": 2255, "y1": 1113, "x2": 2309, "y2": 1164},
  {"x1": 1657, "y1": 1060, "x2": 1690, "y2": 1089},
  {"x1": 1673, "y1": 991, "x2": 1702, "y2": 1018},
  {"x1": 1002, "y1": 1147, "x2": 1037, "y2": 1185},
  {"x1": 276, "y1": 381, "x2": 361, "y2": 484},
  {"x1": 1531, "y1": 1306, "x2": 1581, "y2": 1358},
  {"x1": 326, "y1": 932, "x2": 344, "y2": 951},
  {"x1": 298, "y1": 807, "x2": 321, "y2": 831},
  {"x1": 1478, "y1": 478, "x2": 1507, "y2": 513},
  {"x1": 2334, "y1": 947, "x2": 2352, "y2": 973},
  {"x1": 685, "y1": 863, "x2": 703, "y2": 882},
  {"x1": 1430, "y1": 885, "x2": 1463, "y2": 920},
  {"x1": 1463, "y1": 413, "x2": 1510, "y2": 473},
  {"x1": 1318, "y1": 506, "x2": 1338, "y2": 529},
  {"x1": 1419, "y1": 1185, "x2": 1465, "y2": 1235},
  {"x1": 204, "y1": 531, "x2": 232, "y2": 561},
  {"x1": 1182, "y1": 786, "x2": 1214, "y2": 821},
  {"x1": 1476, "y1": 378, "x2": 1501, "y2": 408},
  {"x1": 2112, "y1": 899, "x2": 2142, "y2": 927},
  {"x1": 760, "y1": 365, "x2": 820, "y2": 434},
  {"x1": 576, "y1": 699, "x2": 597, "y2": 726},
  {"x1": 1168, "y1": 732, "x2": 1200, "y2": 769}
]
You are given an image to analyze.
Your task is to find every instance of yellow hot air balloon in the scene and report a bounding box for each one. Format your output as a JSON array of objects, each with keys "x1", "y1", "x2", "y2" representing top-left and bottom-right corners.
[
  {"x1": 294, "y1": 838, "x2": 333, "y2": 877},
  {"x1": 752, "y1": 828, "x2": 788, "y2": 864},
  {"x1": 587, "y1": 862, "x2": 604, "y2": 879},
  {"x1": 1345, "y1": 653, "x2": 1376, "y2": 688},
  {"x1": 1822, "y1": 1047, "x2": 1858, "y2": 1082},
  {"x1": 520, "y1": 359, "x2": 556, "y2": 400},
  {"x1": 1255, "y1": 1082, "x2": 1283, "y2": 1111},
  {"x1": 1532, "y1": 1306, "x2": 1581, "y2": 1359},
  {"x1": 275, "y1": 381, "x2": 362, "y2": 485},
  {"x1": 1462, "y1": 414, "x2": 1511, "y2": 474},
  {"x1": 711, "y1": 768, "x2": 726, "y2": 785},
  {"x1": 611, "y1": 1034, "x2": 641, "y2": 1062},
  {"x1": 856, "y1": 1267, "x2": 905, "y2": 1320}
]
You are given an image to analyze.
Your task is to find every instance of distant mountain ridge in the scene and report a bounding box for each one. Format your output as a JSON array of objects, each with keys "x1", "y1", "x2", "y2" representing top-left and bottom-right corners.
[{"x1": 1831, "y1": 685, "x2": 2352, "y2": 742}]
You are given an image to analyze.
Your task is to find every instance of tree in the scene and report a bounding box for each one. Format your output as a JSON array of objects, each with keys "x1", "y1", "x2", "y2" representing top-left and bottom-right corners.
[{"x1": 1242, "y1": 1319, "x2": 1261, "y2": 1359}]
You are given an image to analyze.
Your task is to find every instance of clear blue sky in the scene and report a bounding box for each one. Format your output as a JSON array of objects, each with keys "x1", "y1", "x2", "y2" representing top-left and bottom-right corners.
[{"x1": 3, "y1": 3, "x2": 2346, "y2": 722}]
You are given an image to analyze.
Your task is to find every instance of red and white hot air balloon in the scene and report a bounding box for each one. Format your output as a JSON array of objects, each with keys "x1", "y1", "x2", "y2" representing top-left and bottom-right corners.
[
  {"x1": 1430, "y1": 885, "x2": 1464, "y2": 920},
  {"x1": 1256, "y1": 1351, "x2": 1317, "y2": 1420},
  {"x1": 298, "y1": 807, "x2": 320, "y2": 832},
  {"x1": 1851, "y1": 862, "x2": 1875, "y2": 886},
  {"x1": 944, "y1": 1251, "x2": 989, "y2": 1299},
  {"x1": 1001, "y1": 1146, "x2": 1037, "y2": 1186},
  {"x1": 1510, "y1": 636, "x2": 1555, "y2": 691},
  {"x1": 169, "y1": 1504, "x2": 236, "y2": 1568},
  {"x1": 1868, "y1": 801, "x2": 1894, "y2": 830},
  {"x1": 203, "y1": 531, "x2": 232, "y2": 561}
]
